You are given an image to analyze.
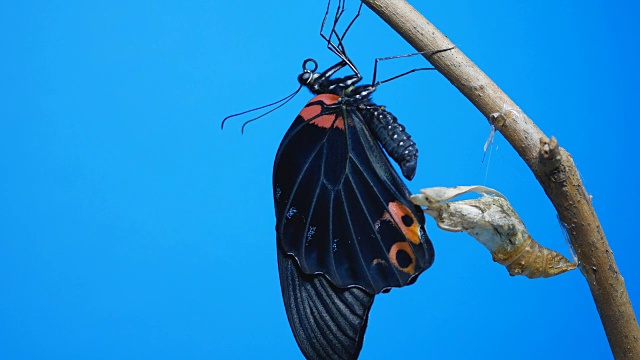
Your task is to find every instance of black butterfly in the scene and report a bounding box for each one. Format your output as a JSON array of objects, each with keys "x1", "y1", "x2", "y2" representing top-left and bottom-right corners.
[{"x1": 274, "y1": 57, "x2": 434, "y2": 359}]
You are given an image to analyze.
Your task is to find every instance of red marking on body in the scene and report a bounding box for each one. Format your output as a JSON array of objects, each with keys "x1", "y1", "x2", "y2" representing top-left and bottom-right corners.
[{"x1": 389, "y1": 242, "x2": 416, "y2": 274}]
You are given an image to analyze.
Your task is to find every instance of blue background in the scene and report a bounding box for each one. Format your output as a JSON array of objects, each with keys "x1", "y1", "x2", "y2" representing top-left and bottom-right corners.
[{"x1": 2, "y1": 1, "x2": 639, "y2": 359}]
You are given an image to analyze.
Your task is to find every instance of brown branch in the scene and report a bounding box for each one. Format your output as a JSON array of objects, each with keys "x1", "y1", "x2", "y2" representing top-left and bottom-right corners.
[{"x1": 359, "y1": 0, "x2": 640, "y2": 358}]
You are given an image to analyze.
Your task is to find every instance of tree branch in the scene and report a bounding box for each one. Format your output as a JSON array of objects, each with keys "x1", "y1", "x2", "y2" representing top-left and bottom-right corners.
[{"x1": 359, "y1": 0, "x2": 640, "y2": 358}]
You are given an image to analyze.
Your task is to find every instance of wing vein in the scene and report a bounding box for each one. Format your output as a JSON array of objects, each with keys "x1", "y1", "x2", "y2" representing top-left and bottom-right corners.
[
  {"x1": 278, "y1": 113, "x2": 340, "y2": 231},
  {"x1": 340, "y1": 184, "x2": 375, "y2": 291},
  {"x1": 349, "y1": 167, "x2": 403, "y2": 284},
  {"x1": 348, "y1": 154, "x2": 405, "y2": 287}
]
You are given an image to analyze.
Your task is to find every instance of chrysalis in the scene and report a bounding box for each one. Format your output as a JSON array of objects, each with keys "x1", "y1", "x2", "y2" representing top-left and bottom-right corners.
[{"x1": 411, "y1": 186, "x2": 577, "y2": 278}]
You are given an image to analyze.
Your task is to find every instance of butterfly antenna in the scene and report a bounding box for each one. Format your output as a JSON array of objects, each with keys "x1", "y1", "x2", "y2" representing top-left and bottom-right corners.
[
  {"x1": 221, "y1": 86, "x2": 302, "y2": 130},
  {"x1": 239, "y1": 86, "x2": 302, "y2": 134}
]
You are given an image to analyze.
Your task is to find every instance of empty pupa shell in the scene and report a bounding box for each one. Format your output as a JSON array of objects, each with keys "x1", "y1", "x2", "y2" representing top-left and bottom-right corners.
[{"x1": 410, "y1": 186, "x2": 576, "y2": 279}]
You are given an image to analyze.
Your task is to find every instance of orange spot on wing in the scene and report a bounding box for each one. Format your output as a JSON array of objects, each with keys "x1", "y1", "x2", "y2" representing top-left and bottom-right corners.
[
  {"x1": 387, "y1": 201, "x2": 421, "y2": 244},
  {"x1": 298, "y1": 104, "x2": 322, "y2": 122},
  {"x1": 313, "y1": 93, "x2": 340, "y2": 105},
  {"x1": 389, "y1": 242, "x2": 416, "y2": 274},
  {"x1": 310, "y1": 114, "x2": 345, "y2": 130},
  {"x1": 372, "y1": 258, "x2": 388, "y2": 267},
  {"x1": 376, "y1": 212, "x2": 391, "y2": 229},
  {"x1": 297, "y1": 94, "x2": 344, "y2": 130}
]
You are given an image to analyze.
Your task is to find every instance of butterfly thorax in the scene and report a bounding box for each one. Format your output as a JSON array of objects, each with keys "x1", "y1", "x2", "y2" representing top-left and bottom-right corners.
[{"x1": 298, "y1": 60, "x2": 378, "y2": 110}]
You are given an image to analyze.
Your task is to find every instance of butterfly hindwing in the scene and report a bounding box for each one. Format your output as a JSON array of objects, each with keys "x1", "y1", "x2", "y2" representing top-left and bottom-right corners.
[{"x1": 277, "y1": 250, "x2": 373, "y2": 360}]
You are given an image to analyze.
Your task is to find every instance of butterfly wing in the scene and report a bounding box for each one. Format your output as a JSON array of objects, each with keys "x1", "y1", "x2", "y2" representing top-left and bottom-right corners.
[
  {"x1": 273, "y1": 94, "x2": 434, "y2": 295},
  {"x1": 277, "y1": 250, "x2": 373, "y2": 360},
  {"x1": 273, "y1": 94, "x2": 434, "y2": 359}
]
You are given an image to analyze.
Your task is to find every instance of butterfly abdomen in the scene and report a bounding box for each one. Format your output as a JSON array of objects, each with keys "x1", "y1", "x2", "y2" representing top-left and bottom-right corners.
[{"x1": 361, "y1": 105, "x2": 418, "y2": 181}]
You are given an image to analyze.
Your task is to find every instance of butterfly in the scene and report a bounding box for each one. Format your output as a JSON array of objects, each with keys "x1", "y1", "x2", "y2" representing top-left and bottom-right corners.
[{"x1": 274, "y1": 57, "x2": 434, "y2": 359}]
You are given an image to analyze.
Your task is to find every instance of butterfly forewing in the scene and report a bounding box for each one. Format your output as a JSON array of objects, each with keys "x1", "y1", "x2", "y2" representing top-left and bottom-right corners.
[{"x1": 274, "y1": 95, "x2": 434, "y2": 294}]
